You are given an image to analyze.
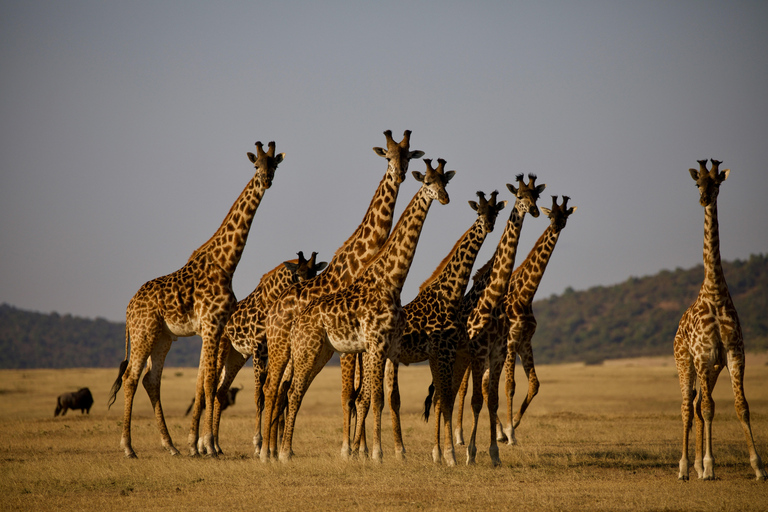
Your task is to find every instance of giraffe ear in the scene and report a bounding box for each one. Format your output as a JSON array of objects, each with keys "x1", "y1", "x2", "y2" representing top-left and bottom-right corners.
[
  {"x1": 282, "y1": 261, "x2": 299, "y2": 273},
  {"x1": 247, "y1": 152, "x2": 257, "y2": 164},
  {"x1": 541, "y1": 207, "x2": 552, "y2": 217},
  {"x1": 468, "y1": 200, "x2": 479, "y2": 211},
  {"x1": 443, "y1": 170, "x2": 456, "y2": 182},
  {"x1": 275, "y1": 153, "x2": 285, "y2": 164},
  {"x1": 373, "y1": 147, "x2": 387, "y2": 157},
  {"x1": 535, "y1": 183, "x2": 547, "y2": 195},
  {"x1": 496, "y1": 200, "x2": 508, "y2": 212},
  {"x1": 688, "y1": 168, "x2": 699, "y2": 181},
  {"x1": 409, "y1": 150, "x2": 425, "y2": 159},
  {"x1": 314, "y1": 261, "x2": 328, "y2": 272},
  {"x1": 720, "y1": 168, "x2": 730, "y2": 182},
  {"x1": 506, "y1": 183, "x2": 518, "y2": 195},
  {"x1": 567, "y1": 206, "x2": 577, "y2": 215},
  {"x1": 412, "y1": 171, "x2": 425, "y2": 182}
]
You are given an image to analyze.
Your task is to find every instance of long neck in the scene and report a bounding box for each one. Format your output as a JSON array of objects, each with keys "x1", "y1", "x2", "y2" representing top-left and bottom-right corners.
[
  {"x1": 326, "y1": 170, "x2": 402, "y2": 285},
  {"x1": 510, "y1": 225, "x2": 560, "y2": 305},
  {"x1": 465, "y1": 203, "x2": 526, "y2": 336},
  {"x1": 189, "y1": 175, "x2": 266, "y2": 275},
  {"x1": 417, "y1": 217, "x2": 488, "y2": 310},
  {"x1": 362, "y1": 188, "x2": 433, "y2": 293},
  {"x1": 701, "y1": 201, "x2": 728, "y2": 299}
]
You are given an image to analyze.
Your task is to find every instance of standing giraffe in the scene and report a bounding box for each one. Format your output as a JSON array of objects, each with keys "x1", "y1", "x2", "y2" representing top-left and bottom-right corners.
[
  {"x1": 278, "y1": 158, "x2": 454, "y2": 463},
  {"x1": 674, "y1": 159, "x2": 766, "y2": 481},
  {"x1": 382, "y1": 190, "x2": 505, "y2": 465},
  {"x1": 107, "y1": 141, "x2": 284, "y2": 458},
  {"x1": 197, "y1": 251, "x2": 327, "y2": 456},
  {"x1": 451, "y1": 175, "x2": 545, "y2": 466},
  {"x1": 260, "y1": 130, "x2": 424, "y2": 461},
  {"x1": 495, "y1": 195, "x2": 577, "y2": 446}
]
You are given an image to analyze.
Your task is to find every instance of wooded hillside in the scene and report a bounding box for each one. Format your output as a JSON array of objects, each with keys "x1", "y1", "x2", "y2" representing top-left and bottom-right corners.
[{"x1": 1, "y1": 254, "x2": 766, "y2": 369}]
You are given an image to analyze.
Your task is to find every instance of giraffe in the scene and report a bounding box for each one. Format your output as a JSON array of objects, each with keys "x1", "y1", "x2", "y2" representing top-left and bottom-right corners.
[
  {"x1": 193, "y1": 251, "x2": 327, "y2": 456},
  {"x1": 259, "y1": 130, "x2": 424, "y2": 461},
  {"x1": 450, "y1": 174, "x2": 545, "y2": 466},
  {"x1": 277, "y1": 158, "x2": 454, "y2": 463},
  {"x1": 493, "y1": 195, "x2": 577, "y2": 446},
  {"x1": 674, "y1": 159, "x2": 766, "y2": 481},
  {"x1": 107, "y1": 141, "x2": 285, "y2": 458},
  {"x1": 381, "y1": 190, "x2": 506, "y2": 465}
]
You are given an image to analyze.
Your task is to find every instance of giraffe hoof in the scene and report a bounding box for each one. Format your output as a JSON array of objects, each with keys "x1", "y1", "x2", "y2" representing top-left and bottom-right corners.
[{"x1": 124, "y1": 452, "x2": 138, "y2": 459}]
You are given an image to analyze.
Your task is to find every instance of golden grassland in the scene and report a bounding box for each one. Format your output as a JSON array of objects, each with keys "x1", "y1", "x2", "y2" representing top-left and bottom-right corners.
[{"x1": 1, "y1": 354, "x2": 767, "y2": 511}]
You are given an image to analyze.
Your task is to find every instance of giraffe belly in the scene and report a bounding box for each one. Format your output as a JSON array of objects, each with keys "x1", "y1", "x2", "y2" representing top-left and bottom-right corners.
[{"x1": 327, "y1": 332, "x2": 365, "y2": 354}]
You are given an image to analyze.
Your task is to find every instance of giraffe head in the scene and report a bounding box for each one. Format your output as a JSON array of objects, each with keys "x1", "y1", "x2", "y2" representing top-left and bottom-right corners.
[
  {"x1": 372, "y1": 130, "x2": 426, "y2": 184},
  {"x1": 246, "y1": 141, "x2": 285, "y2": 189},
  {"x1": 282, "y1": 251, "x2": 328, "y2": 283},
  {"x1": 469, "y1": 190, "x2": 507, "y2": 233},
  {"x1": 507, "y1": 173, "x2": 546, "y2": 218},
  {"x1": 688, "y1": 158, "x2": 730, "y2": 207},
  {"x1": 413, "y1": 158, "x2": 455, "y2": 205},
  {"x1": 541, "y1": 195, "x2": 577, "y2": 232}
]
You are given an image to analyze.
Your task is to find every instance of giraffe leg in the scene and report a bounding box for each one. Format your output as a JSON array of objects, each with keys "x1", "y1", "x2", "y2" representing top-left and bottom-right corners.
[
  {"x1": 279, "y1": 344, "x2": 333, "y2": 462},
  {"x1": 466, "y1": 358, "x2": 485, "y2": 465},
  {"x1": 726, "y1": 349, "x2": 767, "y2": 480},
  {"x1": 512, "y1": 335, "x2": 539, "y2": 434},
  {"x1": 252, "y1": 347, "x2": 268, "y2": 455},
  {"x1": 210, "y1": 336, "x2": 248, "y2": 455},
  {"x1": 501, "y1": 346, "x2": 517, "y2": 445},
  {"x1": 195, "y1": 322, "x2": 227, "y2": 459},
  {"x1": 698, "y1": 366, "x2": 719, "y2": 480},
  {"x1": 453, "y1": 358, "x2": 471, "y2": 447},
  {"x1": 260, "y1": 336, "x2": 290, "y2": 461},
  {"x1": 119, "y1": 331, "x2": 154, "y2": 458},
  {"x1": 340, "y1": 353, "x2": 357, "y2": 459},
  {"x1": 352, "y1": 357, "x2": 371, "y2": 458},
  {"x1": 386, "y1": 358, "x2": 407, "y2": 461},
  {"x1": 486, "y1": 355, "x2": 503, "y2": 467},
  {"x1": 366, "y1": 340, "x2": 389, "y2": 463},
  {"x1": 434, "y1": 346, "x2": 457, "y2": 466},
  {"x1": 141, "y1": 332, "x2": 180, "y2": 456},
  {"x1": 675, "y1": 348, "x2": 695, "y2": 480}
]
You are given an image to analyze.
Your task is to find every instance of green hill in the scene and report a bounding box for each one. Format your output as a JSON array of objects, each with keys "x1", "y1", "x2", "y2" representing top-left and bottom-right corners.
[{"x1": 1, "y1": 254, "x2": 766, "y2": 369}]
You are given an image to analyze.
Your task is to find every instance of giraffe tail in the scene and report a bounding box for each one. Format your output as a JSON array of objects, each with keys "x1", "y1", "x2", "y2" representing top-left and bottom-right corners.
[
  {"x1": 422, "y1": 382, "x2": 436, "y2": 422},
  {"x1": 107, "y1": 324, "x2": 130, "y2": 409}
]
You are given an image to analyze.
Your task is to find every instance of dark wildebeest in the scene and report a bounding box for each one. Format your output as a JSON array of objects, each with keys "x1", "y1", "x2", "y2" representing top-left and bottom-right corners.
[
  {"x1": 54, "y1": 387, "x2": 94, "y2": 416},
  {"x1": 185, "y1": 386, "x2": 242, "y2": 416}
]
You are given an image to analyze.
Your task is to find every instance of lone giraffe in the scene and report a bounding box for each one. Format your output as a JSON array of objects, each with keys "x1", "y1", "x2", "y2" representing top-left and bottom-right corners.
[
  {"x1": 380, "y1": 190, "x2": 505, "y2": 465},
  {"x1": 674, "y1": 159, "x2": 766, "y2": 481},
  {"x1": 493, "y1": 194, "x2": 577, "y2": 446},
  {"x1": 195, "y1": 251, "x2": 327, "y2": 455},
  {"x1": 107, "y1": 141, "x2": 284, "y2": 458},
  {"x1": 451, "y1": 175, "x2": 545, "y2": 466},
  {"x1": 260, "y1": 130, "x2": 424, "y2": 461},
  {"x1": 278, "y1": 158, "x2": 454, "y2": 463}
]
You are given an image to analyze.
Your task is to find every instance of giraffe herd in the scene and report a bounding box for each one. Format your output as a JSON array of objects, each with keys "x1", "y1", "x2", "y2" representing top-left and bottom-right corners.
[{"x1": 107, "y1": 133, "x2": 765, "y2": 481}]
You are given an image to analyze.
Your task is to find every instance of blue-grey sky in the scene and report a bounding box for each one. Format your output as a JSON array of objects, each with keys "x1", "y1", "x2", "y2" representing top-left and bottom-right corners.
[{"x1": 2, "y1": 1, "x2": 767, "y2": 323}]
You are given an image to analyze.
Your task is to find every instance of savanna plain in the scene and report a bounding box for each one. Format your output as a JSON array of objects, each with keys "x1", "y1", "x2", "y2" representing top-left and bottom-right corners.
[{"x1": 2, "y1": 354, "x2": 767, "y2": 511}]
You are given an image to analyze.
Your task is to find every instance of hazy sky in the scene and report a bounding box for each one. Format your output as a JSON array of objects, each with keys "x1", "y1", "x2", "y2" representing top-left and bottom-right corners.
[{"x1": 2, "y1": 1, "x2": 767, "y2": 323}]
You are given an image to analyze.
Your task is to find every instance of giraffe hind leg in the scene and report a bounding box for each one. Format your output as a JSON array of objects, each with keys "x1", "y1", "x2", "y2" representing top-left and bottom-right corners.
[
  {"x1": 141, "y1": 331, "x2": 180, "y2": 456},
  {"x1": 727, "y1": 350, "x2": 768, "y2": 480}
]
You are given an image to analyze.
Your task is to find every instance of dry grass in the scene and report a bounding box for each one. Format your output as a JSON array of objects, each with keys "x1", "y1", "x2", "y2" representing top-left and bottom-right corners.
[{"x1": 2, "y1": 354, "x2": 767, "y2": 511}]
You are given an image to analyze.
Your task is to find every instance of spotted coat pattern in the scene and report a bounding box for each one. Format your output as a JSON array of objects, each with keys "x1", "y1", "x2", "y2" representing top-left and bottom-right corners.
[
  {"x1": 674, "y1": 159, "x2": 766, "y2": 481},
  {"x1": 259, "y1": 131, "x2": 424, "y2": 461},
  {"x1": 277, "y1": 159, "x2": 454, "y2": 463},
  {"x1": 108, "y1": 141, "x2": 284, "y2": 458}
]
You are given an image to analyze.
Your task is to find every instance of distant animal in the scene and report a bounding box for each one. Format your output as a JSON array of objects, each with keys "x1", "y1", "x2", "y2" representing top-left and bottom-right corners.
[
  {"x1": 54, "y1": 388, "x2": 94, "y2": 416},
  {"x1": 185, "y1": 386, "x2": 242, "y2": 416}
]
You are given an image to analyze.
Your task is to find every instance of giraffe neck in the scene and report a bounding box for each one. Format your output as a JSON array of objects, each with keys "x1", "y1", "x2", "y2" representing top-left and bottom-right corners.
[
  {"x1": 465, "y1": 203, "x2": 526, "y2": 336},
  {"x1": 326, "y1": 170, "x2": 403, "y2": 285},
  {"x1": 361, "y1": 188, "x2": 434, "y2": 293},
  {"x1": 701, "y1": 201, "x2": 729, "y2": 299},
  {"x1": 418, "y1": 217, "x2": 489, "y2": 310},
  {"x1": 188, "y1": 175, "x2": 266, "y2": 275},
  {"x1": 510, "y1": 225, "x2": 560, "y2": 305}
]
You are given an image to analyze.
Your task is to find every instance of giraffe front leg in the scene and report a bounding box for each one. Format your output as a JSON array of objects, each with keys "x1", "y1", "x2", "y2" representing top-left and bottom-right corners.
[
  {"x1": 501, "y1": 347, "x2": 517, "y2": 445},
  {"x1": 339, "y1": 353, "x2": 357, "y2": 460},
  {"x1": 466, "y1": 359, "x2": 485, "y2": 465},
  {"x1": 386, "y1": 358, "x2": 406, "y2": 461},
  {"x1": 367, "y1": 344, "x2": 388, "y2": 463},
  {"x1": 252, "y1": 350, "x2": 267, "y2": 455},
  {"x1": 512, "y1": 336, "x2": 539, "y2": 442},
  {"x1": 143, "y1": 336, "x2": 180, "y2": 457},
  {"x1": 453, "y1": 358, "x2": 471, "y2": 447},
  {"x1": 486, "y1": 357, "x2": 504, "y2": 467}
]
